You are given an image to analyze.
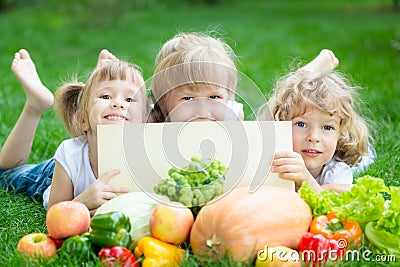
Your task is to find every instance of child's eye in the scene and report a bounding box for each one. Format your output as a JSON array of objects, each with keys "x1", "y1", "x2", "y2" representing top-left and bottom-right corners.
[
  {"x1": 126, "y1": 97, "x2": 135, "y2": 102},
  {"x1": 295, "y1": 121, "x2": 306, "y2": 128},
  {"x1": 209, "y1": 95, "x2": 219, "y2": 100},
  {"x1": 100, "y1": 95, "x2": 111, "y2": 99},
  {"x1": 182, "y1": 96, "x2": 193, "y2": 101},
  {"x1": 323, "y1": 125, "x2": 334, "y2": 131}
]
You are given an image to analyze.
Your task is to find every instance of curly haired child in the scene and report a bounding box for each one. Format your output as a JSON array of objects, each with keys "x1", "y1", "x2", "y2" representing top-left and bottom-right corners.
[{"x1": 259, "y1": 55, "x2": 373, "y2": 193}]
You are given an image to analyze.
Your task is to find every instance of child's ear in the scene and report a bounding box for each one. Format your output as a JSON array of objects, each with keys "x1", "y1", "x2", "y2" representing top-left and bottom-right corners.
[{"x1": 76, "y1": 111, "x2": 89, "y2": 132}]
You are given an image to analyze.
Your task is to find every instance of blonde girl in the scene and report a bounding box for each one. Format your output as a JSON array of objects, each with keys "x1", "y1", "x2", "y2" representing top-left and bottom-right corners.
[
  {"x1": 260, "y1": 67, "x2": 372, "y2": 193},
  {"x1": 149, "y1": 32, "x2": 244, "y2": 122},
  {"x1": 0, "y1": 49, "x2": 147, "y2": 214}
]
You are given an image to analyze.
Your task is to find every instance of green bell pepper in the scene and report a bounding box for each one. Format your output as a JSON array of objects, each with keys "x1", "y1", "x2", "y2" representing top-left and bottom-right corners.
[
  {"x1": 89, "y1": 211, "x2": 131, "y2": 248},
  {"x1": 61, "y1": 232, "x2": 94, "y2": 260}
]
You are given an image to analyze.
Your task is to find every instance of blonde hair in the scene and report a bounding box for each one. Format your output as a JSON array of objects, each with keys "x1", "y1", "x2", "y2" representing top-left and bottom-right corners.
[
  {"x1": 54, "y1": 60, "x2": 146, "y2": 137},
  {"x1": 150, "y1": 32, "x2": 238, "y2": 122},
  {"x1": 259, "y1": 70, "x2": 370, "y2": 166}
]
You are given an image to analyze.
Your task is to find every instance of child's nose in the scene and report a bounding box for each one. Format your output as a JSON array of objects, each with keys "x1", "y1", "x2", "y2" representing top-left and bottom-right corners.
[
  {"x1": 194, "y1": 99, "x2": 211, "y2": 116},
  {"x1": 307, "y1": 129, "x2": 321, "y2": 143},
  {"x1": 112, "y1": 99, "x2": 127, "y2": 109}
]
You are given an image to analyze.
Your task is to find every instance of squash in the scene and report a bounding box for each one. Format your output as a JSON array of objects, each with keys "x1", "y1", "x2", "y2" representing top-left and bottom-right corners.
[
  {"x1": 95, "y1": 192, "x2": 159, "y2": 243},
  {"x1": 190, "y1": 186, "x2": 312, "y2": 261}
]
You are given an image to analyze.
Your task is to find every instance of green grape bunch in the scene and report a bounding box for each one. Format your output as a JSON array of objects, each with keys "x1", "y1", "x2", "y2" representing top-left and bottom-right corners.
[{"x1": 153, "y1": 156, "x2": 227, "y2": 209}]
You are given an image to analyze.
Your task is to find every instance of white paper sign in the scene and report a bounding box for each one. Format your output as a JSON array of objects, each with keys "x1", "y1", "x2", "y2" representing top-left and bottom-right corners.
[{"x1": 97, "y1": 121, "x2": 294, "y2": 194}]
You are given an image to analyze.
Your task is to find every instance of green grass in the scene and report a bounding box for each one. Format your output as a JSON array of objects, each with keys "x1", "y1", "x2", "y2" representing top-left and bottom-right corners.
[{"x1": 0, "y1": 0, "x2": 399, "y2": 265}]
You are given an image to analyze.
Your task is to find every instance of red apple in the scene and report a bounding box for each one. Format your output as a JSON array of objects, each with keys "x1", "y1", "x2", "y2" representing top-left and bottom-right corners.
[
  {"x1": 149, "y1": 202, "x2": 194, "y2": 245},
  {"x1": 49, "y1": 236, "x2": 65, "y2": 249},
  {"x1": 46, "y1": 201, "x2": 90, "y2": 239},
  {"x1": 17, "y1": 233, "x2": 57, "y2": 259}
]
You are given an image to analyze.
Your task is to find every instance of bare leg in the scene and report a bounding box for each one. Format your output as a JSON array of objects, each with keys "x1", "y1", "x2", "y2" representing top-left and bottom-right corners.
[
  {"x1": 0, "y1": 49, "x2": 54, "y2": 169},
  {"x1": 300, "y1": 49, "x2": 339, "y2": 75},
  {"x1": 97, "y1": 49, "x2": 116, "y2": 66}
]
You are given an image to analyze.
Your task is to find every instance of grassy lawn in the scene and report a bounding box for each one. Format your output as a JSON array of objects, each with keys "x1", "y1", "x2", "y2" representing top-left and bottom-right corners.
[{"x1": 0, "y1": 0, "x2": 399, "y2": 265}]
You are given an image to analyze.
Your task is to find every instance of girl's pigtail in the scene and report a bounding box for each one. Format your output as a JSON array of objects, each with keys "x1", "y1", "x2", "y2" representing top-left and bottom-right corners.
[{"x1": 54, "y1": 82, "x2": 85, "y2": 137}]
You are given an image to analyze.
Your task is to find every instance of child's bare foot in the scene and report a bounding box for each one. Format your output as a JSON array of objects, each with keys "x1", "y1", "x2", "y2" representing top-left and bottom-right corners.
[
  {"x1": 97, "y1": 49, "x2": 116, "y2": 66},
  {"x1": 11, "y1": 49, "x2": 54, "y2": 115},
  {"x1": 300, "y1": 49, "x2": 339, "y2": 75}
]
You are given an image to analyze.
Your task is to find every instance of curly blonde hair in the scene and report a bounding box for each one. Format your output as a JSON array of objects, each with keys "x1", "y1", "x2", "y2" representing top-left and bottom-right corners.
[
  {"x1": 54, "y1": 60, "x2": 146, "y2": 137},
  {"x1": 149, "y1": 32, "x2": 238, "y2": 122},
  {"x1": 259, "y1": 70, "x2": 370, "y2": 166}
]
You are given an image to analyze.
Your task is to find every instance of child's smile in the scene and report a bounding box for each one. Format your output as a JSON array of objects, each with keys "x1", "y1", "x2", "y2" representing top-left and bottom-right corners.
[
  {"x1": 103, "y1": 113, "x2": 128, "y2": 121},
  {"x1": 301, "y1": 149, "x2": 323, "y2": 157},
  {"x1": 83, "y1": 79, "x2": 144, "y2": 132}
]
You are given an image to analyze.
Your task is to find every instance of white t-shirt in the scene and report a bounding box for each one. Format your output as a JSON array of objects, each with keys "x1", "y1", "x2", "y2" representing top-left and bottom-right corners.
[
  {"x1": 225, "y1": 100, "x2": 243, "y2": 121},
  {"x1": 315, "y1": 159, "x2": 353, "y2": 185},
  {"x1": 42, "y1": 136, "x2": 96, "y2": 209}
]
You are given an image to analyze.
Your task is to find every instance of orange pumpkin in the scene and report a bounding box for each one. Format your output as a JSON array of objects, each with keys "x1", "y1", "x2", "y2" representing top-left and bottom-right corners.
[{"x1": 190, "y1": 186, "x2": 312, "y2": 262}]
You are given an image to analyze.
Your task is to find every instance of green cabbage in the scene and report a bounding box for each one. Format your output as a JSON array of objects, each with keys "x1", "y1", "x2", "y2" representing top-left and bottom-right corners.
[
  {"x1": 365, "y1": 221, "x2": 400, "y2": 257},
  {"x1": 299, "y1": 175, "x2": 388, "y2": 224},
  {"x1": 335, "y1": 175, "x2": 387, "y2": 225},
  {"x1": 374, "y1": 186, "x2": 400, "y2": 235},
  {"x1": 298, "y1": 182, "x2": 341, "y2": 217},
  {"x1": 95, "y1": 192, "x2": 158, "y2": 242},
  {"x1": 365, "y1": 186, "x2": 400, "y2": 257}
]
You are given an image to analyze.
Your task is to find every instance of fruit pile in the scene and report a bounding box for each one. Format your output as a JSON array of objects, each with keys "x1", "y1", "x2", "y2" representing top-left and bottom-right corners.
[
  {"x1": 16, "y1": 199, "x2": 193, "y2": 266},
  {"x1": 153, "y1": 156, "x2": 227, "y2": 208}
]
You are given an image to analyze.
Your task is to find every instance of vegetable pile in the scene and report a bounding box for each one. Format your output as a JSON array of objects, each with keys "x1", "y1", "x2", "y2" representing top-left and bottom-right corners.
[
  {"x1": 95, "y1": 192, "x2": 158, "y2": 242},
  {"x1": 17, "y1": 201, "x2": 188, "y2": 266},
  {"x1": 16, "y1": 164, "x2": 400, "y2": 266},
  {"x1": 299, "y1": 175, "x2": 400, "y2": 259}
]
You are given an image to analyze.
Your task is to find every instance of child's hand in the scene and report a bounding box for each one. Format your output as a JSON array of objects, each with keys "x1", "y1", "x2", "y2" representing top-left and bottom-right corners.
[
  {"x1": 74, "y1": 169, "x2": 129, "y2": 214},
  {"x1": 271, "y1": 151, "x2": 316, "y2": 187}
]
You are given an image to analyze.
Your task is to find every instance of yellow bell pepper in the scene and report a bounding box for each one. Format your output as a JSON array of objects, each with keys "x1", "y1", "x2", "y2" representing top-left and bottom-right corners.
[{"x1": 134, "y1": 237, "x2": 186, "y2": 267}]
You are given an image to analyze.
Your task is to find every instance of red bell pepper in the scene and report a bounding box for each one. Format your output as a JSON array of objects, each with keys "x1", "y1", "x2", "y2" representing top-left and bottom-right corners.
[
  {"x1": 298, "y1": 232, "x2": 345, "y2": 266},
  {"x1": 98, "y1": 246, "x2": 139, "y2": 267},
  {"x1": 309, "y1": 212, "x2": 362, "y2": 249},
  {"x1": 299, "y1": 212, "x2": 362, "y2": 266}
]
